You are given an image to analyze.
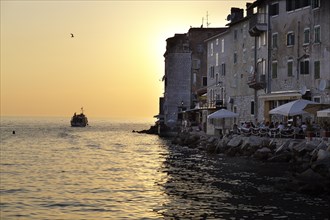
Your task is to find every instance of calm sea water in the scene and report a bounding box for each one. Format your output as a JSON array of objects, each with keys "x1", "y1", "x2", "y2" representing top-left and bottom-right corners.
[{"x1": 0, "y1": 117, "x2": 329, "y2": 219}]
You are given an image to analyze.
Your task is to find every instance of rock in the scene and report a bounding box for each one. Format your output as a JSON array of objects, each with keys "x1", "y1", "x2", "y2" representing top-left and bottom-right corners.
[
  {"x1": 292, "y1": 142, "x2": 315, "y2": 156},
  {"x1": 268, "y1": 152, "x2": 292, "y2": 162},
  {"x1": 275, "y1": 140, "x2": 290, "y2": 154},
  {"x1": 226, "y1": 146, "x2": 240, "y2": 156},
  {"x1": 227, "y1": 136, "x2": 243, "y2": 148},
  {"x1": 206, "y1": 143, "x2": 217, "y2": 153},
  {"x1": 207, "y1": 136, "x2": 217, "y2": 143},
  {"x1": 253, "y1": 147, "x2": 272, "y2": 160},
  {"x1": 316, "y1": 141, "x2": 328, "y2": 151},
  {"x1": 215, "y1": 139, "x2": 229, "y2": 154},
  {"x1": 317, "y1": 149, "x2": 330, "y2": 161},
  {"x1": 311, "y1": 158, "x2": 330, "y2": 178}
]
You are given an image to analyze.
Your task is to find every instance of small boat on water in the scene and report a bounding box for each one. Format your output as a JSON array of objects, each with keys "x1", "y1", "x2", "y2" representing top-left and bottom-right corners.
[{"x1": 71, "y1": 107, "x2": 88, "y2": 127}]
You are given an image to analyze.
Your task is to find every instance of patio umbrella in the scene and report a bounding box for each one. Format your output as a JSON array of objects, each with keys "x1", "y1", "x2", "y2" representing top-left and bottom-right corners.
[
  {"x1": 208, "y1": 109, "x2": 238, "y2": 134},
  {"x1": 303, "y1": 103, "x2": 330, "y2": 114},
  {"x1": 269, "y1": 99, "x2": 317, "y2": 116},
  {"x1": 317, "y1": 108, "x2": 330, "y2": 117},
  {"x1": 207, "y1": 109, "x2": 239, "y2": 119}
]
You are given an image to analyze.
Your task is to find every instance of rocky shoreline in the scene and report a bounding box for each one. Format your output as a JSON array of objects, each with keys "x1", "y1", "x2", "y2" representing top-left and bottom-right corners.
[{"x1": 171, "y1": 132, "x2": 330, "y2": 196}]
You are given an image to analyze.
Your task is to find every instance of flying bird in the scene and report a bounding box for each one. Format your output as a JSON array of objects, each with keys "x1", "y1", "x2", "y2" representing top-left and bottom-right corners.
[{"x1": 70, "y1": 33, "x2": 74, "y2": 38}]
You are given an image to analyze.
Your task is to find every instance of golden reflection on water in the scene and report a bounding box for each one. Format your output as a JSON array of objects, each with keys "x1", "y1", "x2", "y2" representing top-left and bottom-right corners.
[
  {"x1": 0, "y1": 118, "x2": 170, "y2": 219},
  {"x1": 1, "y1": 118, "x2": 330, "y2": 219}
]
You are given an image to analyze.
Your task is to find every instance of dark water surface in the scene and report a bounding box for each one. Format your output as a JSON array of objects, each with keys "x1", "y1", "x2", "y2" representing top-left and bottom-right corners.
[{"x1": 1, "y1": 117, "x2": 329, "y2": 219}]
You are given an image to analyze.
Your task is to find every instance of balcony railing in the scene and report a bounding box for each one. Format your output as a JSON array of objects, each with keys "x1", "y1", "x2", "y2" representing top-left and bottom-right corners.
[
  {"x1": 247, "y1": 74, "x2": 266, "y2": 90},
  {"x1": 249, "y1": 13, "x2": 267, "y2": 36}
]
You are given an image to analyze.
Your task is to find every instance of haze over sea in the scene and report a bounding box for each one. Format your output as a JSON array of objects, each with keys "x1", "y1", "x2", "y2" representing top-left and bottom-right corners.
[{"x1": 0, "y1": 117, "x2": 329, "y2": 219}]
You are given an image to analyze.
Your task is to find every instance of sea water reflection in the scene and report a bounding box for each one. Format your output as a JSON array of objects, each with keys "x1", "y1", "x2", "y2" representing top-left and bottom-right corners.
[
  {"x1": 157, "y1": 145, "x2": 329, "y2": 219},
  {"x1": 0, "y1": 118, "x2": 329, "y2": 219}
]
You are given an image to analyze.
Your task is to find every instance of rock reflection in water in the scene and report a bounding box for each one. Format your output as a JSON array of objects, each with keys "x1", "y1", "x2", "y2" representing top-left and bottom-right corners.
[{"x1": 156, "y1": 145, "x2": 329, "y2": 219}]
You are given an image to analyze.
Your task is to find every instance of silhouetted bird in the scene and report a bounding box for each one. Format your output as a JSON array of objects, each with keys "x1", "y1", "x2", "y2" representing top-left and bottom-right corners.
[{"x1": 70, "y1": 33, "x2": 74, "y2": 38}]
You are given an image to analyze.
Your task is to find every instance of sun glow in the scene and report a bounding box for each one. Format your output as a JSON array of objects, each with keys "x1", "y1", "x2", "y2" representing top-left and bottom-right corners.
[{"x1": 1, "y1": 1, "x2": 247, "y2": 118}]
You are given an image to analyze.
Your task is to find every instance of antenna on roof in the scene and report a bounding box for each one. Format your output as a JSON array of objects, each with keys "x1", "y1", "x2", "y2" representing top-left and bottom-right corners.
[
  {"x1": 201, "y1": 17, "x2": 204, "y2": 28},
  {"x1": 206, "y1": 11, "x2": 211, "y2": 27}
]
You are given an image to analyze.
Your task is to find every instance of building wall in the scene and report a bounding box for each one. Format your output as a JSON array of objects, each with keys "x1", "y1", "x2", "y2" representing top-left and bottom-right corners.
[
  {"x1": 271, "y1": 0, "x2": 330, "y2": 96},
  {"x1": 206, "y1": 9, "x2": 260, "y2": 134},
  {"x1": 161, "y1": 0, "x2": 330, "y2": 132},
  {"x1": 164, "y1": 52, "x2": 192, "y2": 126},
  {"x1": 188, "y1": 28, "x2": 226, "y2": 108}
]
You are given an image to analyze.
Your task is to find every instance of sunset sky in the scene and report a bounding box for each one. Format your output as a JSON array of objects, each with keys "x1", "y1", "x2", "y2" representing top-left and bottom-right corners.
[{"x1": 1, "y1": 0, "x2": 247, "y2": 119}]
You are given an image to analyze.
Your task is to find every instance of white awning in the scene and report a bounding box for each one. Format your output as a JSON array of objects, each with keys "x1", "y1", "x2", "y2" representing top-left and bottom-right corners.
[{"x1": 317, "y1": 108, "x2": 330, "y2": 117}]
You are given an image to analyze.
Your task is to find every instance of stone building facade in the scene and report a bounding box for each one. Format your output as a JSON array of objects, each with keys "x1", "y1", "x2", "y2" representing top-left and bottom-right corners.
[
  {"x1": 159, "y1": 0, "x2": 330, "y2": 134},
  {"x1": 206, "y1": 6, "x2": 261, "y2": 134},
  {"x1": 163, "y1": 34, "x2": 191, "y2": 127},
  {"x1": 257, "y1": 0, "x2": 330, "y2": 122},
  {"x1": 206, "y1": 0, "x2": 330, "y2": 135},
  {"x1": 162, "y1": 28, "x2": 226, "y2": 128}
]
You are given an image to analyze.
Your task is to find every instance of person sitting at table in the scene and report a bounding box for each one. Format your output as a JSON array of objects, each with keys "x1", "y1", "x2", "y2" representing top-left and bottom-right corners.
[
  {"x1": 301, "y1": 122, "x2": 307, "y2": 133},
  {"x1": 277, "y1": 122, "x2": 285, "y2": 131}
]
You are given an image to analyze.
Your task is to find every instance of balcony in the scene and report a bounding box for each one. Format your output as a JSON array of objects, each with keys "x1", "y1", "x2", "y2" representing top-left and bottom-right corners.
[
  {"x1": 249, "y1": 13, "x2": 267, "y2": 36},
  {"x1": 247, "y1": 74, "x2": 266, "y2": 90}
]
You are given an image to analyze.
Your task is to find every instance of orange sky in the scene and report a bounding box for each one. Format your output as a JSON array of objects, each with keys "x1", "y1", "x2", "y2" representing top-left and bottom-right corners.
[{"x1": 1, "y1": 0, "x2": 247, "y2": 119}]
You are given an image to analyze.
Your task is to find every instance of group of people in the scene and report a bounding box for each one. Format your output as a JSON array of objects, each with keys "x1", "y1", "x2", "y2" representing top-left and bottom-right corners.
[{"x1": 232, "y1": 120, "x2": 329, "y2": 138}]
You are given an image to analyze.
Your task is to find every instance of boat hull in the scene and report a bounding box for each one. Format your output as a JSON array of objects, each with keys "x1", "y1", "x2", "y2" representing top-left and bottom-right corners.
[{"x1": 70, "y1": 114, "x2": 88, "y2": 127}]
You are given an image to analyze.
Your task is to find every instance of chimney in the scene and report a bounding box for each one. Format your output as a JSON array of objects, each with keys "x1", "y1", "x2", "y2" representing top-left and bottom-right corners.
[
  {"x1": 230, "y1": 7, "x2": 244, "y2": 22},
  {"x1": 246, "y1": 3, "x2": 253, "y2": 17}
]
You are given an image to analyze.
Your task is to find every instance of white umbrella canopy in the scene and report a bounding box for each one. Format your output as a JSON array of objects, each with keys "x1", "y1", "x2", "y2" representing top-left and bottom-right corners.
[
  {"x1": 317, "y1": 108, "x2": 330, "y2": 117},
  {"x1": 208, "y1": 109, "x2": 239, "y2": 119},
  {"x1": 269, "y1": 99, "x2": 317, "y2": 116},
  {"x1": 303, "y1": 103, "x2": 330, "y2": 114}
]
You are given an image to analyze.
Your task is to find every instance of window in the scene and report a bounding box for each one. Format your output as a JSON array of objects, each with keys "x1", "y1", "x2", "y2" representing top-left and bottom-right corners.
[
  {"x1": 234, "y1": 29, "x2": 238, "y2": 40},
  {"x1": 272, "y1": 61, "x2": 278, "y2": 78},
  {"x1": 262, "y1": 60, "x2": 266, "y2": 75},
  {"x1": 286, "y1": 0, "x2": 311, "y2": 11},
  {"x1": 301, "y1": 0, "x2": 311, "y2": 8},
  {"x1": 257, "y1": 59, "x2": 266, "y2": 76},
  {"x1": 314, "y1": 25, "x2": 321, "y2": 43},
  {"x1": 202, "y1": 77, "x2": 207, "y2": 86},
  {"x1": 314, "y1": 61, "x2": 320, "y2": 79},
  {"x1": 234, "y1": 53, "x2": 237, "y2": 64},
  {"x1": 243, "y1": 48, "x2": 247, "y2": 63},
  {"x1": 300, "y1": 59, "x2": 309, "y2": 75},
  {"x1": 270, "y1": 3, "x2": 279, "y2": 16},
  {"x1": 258, "y1": 34, "x2": 266, "y2": 48},
  {"x1": 251, "y1": 101, "x2": 255, "y2": 115},
  {"x1": 303, "y1": 28, "x2": 310, "y2": 44},
  {"x1": 210, "y1": 43, "x2": 213, "y2": 56},
  {"x1": 261, "y1": 32, "x2": 266, "y2": 45},
  {"x1": 216, "y1": 38, "x2": 219, "y2": 45},
  {"x1": 221, "y1": 39, "x2": 224, "y2": 53},
  {"x1": 221, "y1": 63, "x2": 226, "y2": 76},
  {"x1": 210, "y1": 66, "x2": 215, "y2": 78},
  {"x1": 272, "y1": 33, "x2": 278, "y2": 49},
  {"x1": 286, "y1": 0, "x2": 294, "y2": 11},
  {"x1": 312, "y1": 0, "x2": 320, "y2": 9},
  {"x1": 288, "y1": 59, "x2": 293, "y2": 77},
  {"x1": 215, "y1": 53, "x2": 219, "y2": 66},
  {"x1": 313, "y1": 97, "x2": 321, "y2": 103},
  {"x1": 287, "y1": 32, "x2": 294, "y2": 46}
]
